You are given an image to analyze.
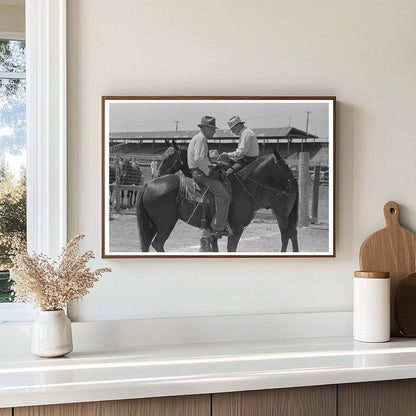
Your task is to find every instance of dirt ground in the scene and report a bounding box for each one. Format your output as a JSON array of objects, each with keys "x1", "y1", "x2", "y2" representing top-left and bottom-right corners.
[{"x1": 109, "y1": 185, "x2": 329, "y2": 254}]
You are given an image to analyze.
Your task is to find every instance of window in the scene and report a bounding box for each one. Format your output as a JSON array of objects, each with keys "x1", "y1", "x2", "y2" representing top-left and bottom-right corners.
[
  {"x1": 0, "y1": 35, "x2": 33, "y2": 322},
  {"x1": 0, "y1": 38, "x2": 26, "y2": 303}
]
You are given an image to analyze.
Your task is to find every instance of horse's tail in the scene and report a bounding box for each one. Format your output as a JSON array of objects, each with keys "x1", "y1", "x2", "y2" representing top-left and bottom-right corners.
[
  {"x1": 136, "y1": 184, "x2": 156, "y2": 252},
  {"x1": 289, "y1": 190, "x2": 299, "y2": 229}
]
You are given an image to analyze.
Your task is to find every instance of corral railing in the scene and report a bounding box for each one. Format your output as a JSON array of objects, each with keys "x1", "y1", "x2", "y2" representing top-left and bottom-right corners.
[
  {"x1": 110, "y1": 184, "x2": 142, "y2": 213},
  {"x1": 109, "y1": 154, "x2": 143, "y2": 213}
]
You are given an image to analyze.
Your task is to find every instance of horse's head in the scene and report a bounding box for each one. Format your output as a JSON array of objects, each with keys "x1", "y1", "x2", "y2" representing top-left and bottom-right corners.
[
  {"x1": 122, "y1": 158, "x2": 136, "y2": 172},
  {"x1": 120, "y1": 158, "x2": 141, "y2": 184},
  {"x1": 157, "y1": 140, "x2": 190, "y2": 177},
  {"x1": 239, "y1": 149, "x2": 297, "y2": 191},
  {"x1": 270, "y1": 148, "x2": 297, "y2": 190}
]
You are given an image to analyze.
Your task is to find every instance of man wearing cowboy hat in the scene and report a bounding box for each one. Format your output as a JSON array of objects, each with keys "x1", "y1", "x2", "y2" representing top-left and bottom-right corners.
[
  {"x1": 188, "y1": 116, "x2": 231, "y2": 237},
  {"x1": 221, "y1": 115, "x2": 259, "y2": 175}
]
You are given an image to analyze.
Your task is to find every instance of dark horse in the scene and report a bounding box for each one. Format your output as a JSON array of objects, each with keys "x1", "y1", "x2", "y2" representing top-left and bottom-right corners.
[
  {"x1": 122, "y1": 158, "x2": 142, "y2": 206},
  {"x1": 137, "y1": 141, "x2": 299, "y2": 253},
  {"x1": 158, "y1": 139, "x2": 191, "y2": 178}
]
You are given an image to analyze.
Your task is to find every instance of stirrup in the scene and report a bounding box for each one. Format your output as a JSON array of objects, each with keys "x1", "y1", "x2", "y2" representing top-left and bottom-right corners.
[{"x1": 211, "y1": 225, "x2": 233, "y2": 239}]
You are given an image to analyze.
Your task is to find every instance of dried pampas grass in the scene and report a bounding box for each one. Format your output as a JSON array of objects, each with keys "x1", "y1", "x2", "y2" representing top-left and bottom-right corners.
[{"x1": 10, "y1": 235, "x2": 111, "y2": 311}]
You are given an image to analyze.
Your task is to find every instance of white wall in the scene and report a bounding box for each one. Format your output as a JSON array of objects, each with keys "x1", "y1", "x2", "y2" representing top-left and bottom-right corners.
[
  {"x1": 0, "y1": 4, "x2": 24, "y2": 33},
  {"x1": 67, "y1": 0, "x2": 416, "y2": 322}
]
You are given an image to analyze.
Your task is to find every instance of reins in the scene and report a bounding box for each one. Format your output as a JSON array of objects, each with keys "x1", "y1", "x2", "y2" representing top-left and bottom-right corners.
[
  {"x1": 234, "y1": 157, "x2": 296, "y2": 209},
  {"x1": 234, "y1": 174, "x2": 263, "y2": 209}
]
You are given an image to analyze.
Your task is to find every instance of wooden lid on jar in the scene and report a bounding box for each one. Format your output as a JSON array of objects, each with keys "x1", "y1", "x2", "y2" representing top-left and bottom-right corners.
[{"x1": 354, "y1": 271, "x2": 390, "y2": 279}]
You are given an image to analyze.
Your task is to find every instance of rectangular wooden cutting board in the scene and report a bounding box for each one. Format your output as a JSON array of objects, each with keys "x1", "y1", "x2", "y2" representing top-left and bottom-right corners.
[{"x1": 359, "y1": 201, "x2": 416, "y2": 335}]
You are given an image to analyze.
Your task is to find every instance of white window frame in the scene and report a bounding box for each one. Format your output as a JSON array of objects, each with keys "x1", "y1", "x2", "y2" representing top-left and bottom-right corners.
[
  {"x1": 0, "y1": 31, "x2": 25, "y2": 41},
  {"x1": 0, "y1": 0, "x2": 67, "y2": 323}
]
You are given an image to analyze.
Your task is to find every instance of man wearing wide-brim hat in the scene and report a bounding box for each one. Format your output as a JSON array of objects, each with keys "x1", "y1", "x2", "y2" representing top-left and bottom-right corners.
[
  {"x1": 221, "y1": 115, "x2": 259, "y2": 175},
  {"x1": 187, "y1": 116, "x2": 231, "y2": 238}
]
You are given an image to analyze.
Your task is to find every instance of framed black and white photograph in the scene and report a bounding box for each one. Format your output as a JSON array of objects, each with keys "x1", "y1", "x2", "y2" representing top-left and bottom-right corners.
[{"x1": 102, "y1": 96, "x2": 335, "y2": 258}]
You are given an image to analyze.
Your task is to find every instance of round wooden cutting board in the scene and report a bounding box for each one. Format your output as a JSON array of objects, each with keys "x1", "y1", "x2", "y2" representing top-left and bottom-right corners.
[{"x1": 359, "y1": 201, "x2": 416, "y2": 335}]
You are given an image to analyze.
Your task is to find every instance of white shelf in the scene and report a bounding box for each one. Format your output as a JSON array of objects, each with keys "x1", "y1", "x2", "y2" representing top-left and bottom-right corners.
[{"x1": 2, "y1": 336, "x2": 416, "y2": 408}]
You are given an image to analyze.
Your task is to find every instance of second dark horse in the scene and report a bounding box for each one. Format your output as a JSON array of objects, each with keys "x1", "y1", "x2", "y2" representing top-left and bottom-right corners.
[{"x1": 137, "y1": 141, "x2": 299, "y2": 253}]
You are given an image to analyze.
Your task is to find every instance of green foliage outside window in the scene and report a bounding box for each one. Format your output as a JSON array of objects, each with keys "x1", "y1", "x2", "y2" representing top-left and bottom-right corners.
[
  {"x1": 0, "y1": 39, "x2": 27, "y2": 303},
  {"x1": 0, "y1": 163, "x2": 26, "y2": 302}
]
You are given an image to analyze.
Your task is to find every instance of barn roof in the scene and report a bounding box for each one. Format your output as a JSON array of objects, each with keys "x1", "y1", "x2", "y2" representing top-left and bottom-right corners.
[
  {"x1": 310, "y1": 146, "x2": 329, "y2": 165},
  {"x1": 109, "y1": 126, "x2": 318, "y2": 141}
]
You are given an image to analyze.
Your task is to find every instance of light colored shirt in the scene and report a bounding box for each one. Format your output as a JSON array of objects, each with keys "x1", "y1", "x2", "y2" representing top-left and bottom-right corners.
[
  {"x1": 228, "y1": 127, "x2": 259, "y2": 159},
  {"x1": 187, "y1": 132, "x2": 211, "y2": 175}
]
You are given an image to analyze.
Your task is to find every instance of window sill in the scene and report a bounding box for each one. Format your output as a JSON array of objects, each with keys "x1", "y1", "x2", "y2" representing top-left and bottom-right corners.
[{"x1": 0, "y1": 303, "x2": 35, "y2": 324}]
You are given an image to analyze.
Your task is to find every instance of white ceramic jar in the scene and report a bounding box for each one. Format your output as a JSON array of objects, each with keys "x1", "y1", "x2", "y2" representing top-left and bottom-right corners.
[
  {"x1": 353, "y1": 271, "x2": 390, "y2": 343},
  {"x1": 31, "y1": 310, "x2": 73, "y2": 357}
]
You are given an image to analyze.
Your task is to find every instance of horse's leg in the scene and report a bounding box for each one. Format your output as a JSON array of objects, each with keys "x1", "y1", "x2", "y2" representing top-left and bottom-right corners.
[
  {"x1": 137, "y1": 186, "x2": 157, "y2": 252},
  {"x1": 289, "y1": 224, "x2": 299, "y2": 252},
  {"x1": 151, "y1": 217, "x2": 178, "y2": 252},
  {"x1": 227, "y1": 227, "x2": 244, "y2": 252},
  {"x1": 279, "y1": 226, "x2": 290, "y2": 252},
  {"x1": 142, "y1": 175, "x2": 182, "y2": 252},
  {"x1": 211, "y1": 236, "x2": 219, "y2": 252},
  {"x1": 151, "y1": 225, "x2": 176, "y2": 252},
  {"x1": 272, "y1": 207, "x2": 290, "y2": 252},
  {"x1": 275, "y1": 218, "x2": 289, "y2": 252},
  {"x1": 140, "y1": 226, "x2": 157, "y2": 252},
  {"x1": 288, "y1": 193, "x2": 299, "y2": 252}
]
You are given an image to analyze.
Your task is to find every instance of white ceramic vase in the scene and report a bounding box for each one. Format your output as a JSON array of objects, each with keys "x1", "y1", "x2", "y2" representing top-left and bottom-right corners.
[{"x1": 31, "y1": 310, "x2": 73, "y2": 358}]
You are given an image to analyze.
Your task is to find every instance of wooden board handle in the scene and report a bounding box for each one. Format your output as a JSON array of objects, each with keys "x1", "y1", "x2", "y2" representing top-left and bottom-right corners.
[{"x1": 384, "y1": 201, "x2": 400, "y2": 228}]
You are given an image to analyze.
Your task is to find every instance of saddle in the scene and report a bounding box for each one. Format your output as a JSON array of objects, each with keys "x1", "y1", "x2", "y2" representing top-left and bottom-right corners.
[
  {"x1": 177, "y1": 175, "x2": 231, "y2": 230},
  {"x1": 178, "y1": 176, "x2": 212, "y2": 204}
]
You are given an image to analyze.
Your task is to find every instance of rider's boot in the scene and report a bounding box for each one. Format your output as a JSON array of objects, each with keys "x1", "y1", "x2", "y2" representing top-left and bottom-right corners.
[
  {"x1": 211, "y1": 224, "x2": 233, "y2": 239},
  {"x1": 199, "y1": 229, "x2": 212, "y2": 252}
]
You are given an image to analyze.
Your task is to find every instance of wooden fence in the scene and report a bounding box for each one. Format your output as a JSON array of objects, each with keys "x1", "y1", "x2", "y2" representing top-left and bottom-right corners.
[
  {"x1": 110, "y1": 184, "x2": 142, "y2": 213},
  {"x1": 109, "y1": 154, "x2": 144, "y2": 213}
]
